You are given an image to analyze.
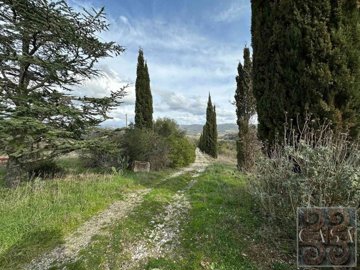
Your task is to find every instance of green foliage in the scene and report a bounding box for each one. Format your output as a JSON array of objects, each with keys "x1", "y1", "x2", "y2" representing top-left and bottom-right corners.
[
  {"x1": 167, "y1": 135, "x2": 195, "y2": 168},
  {"x1": 199, "y1": 95, "x2": 218, "y2": 158},
  {"x1": 123, "y1": 118, "x2": 195, "y2": 170},
  {"x1": 235, "y1": 48, "x2": 256, "y2": 171},
  {"x1": 153, "y1": 118, "x2": 195, "y2": 168},
  {"x1": 135, "y1": 49, "x2": 153, "y2": 129},
  {"x1": 81, "y1": 129, "x2": 128, "y2": 171},
  {"x1": 249, "y1": 121, "x2": 360, "y2": 238},
  {"x1": 122, "y1": 128, "x2": 169, "y2": 170},
  {"x1": 251, "y1": 0, "x2": 360, "y2": 146},
  {"x1": 0, "y1": 0, "x2": 126, "y2": 187},
  {"x1": 153, "y1": 118, "x2": 185, "y2": 138}
]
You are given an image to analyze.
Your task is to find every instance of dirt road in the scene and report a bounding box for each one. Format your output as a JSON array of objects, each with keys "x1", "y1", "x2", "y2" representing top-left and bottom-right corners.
[{"x1": 25, "y1": 148, "x2": 210, "y2": 270}]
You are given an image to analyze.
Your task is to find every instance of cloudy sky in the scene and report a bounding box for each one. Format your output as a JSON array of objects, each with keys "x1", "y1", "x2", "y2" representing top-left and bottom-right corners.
[{"x1": 69, "y1": 0, "x2": 252, "y2": 127}]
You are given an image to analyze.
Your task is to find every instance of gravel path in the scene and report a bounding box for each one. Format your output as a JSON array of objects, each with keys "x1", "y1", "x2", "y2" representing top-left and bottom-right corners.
[
  {"x1": 24, "y1": 148, "x2": 210, "y2": 270},
  {"x1": 119, "y1": 149, "x2": 210, "y2": 270},
  {"x1": 24, "y1": 189, "x2": 150, "y2": 270}
]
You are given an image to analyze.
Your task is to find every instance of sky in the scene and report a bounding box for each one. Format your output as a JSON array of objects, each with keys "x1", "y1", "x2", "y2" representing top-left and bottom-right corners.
[{"x1": 69, "y1": 0, "x2": 252, "y2": 127}]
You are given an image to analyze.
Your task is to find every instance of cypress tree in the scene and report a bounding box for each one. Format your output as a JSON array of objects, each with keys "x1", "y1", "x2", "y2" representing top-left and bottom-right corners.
[
  {"x1": 135, "y1": 49, "x2": 153, "y2": 129},
  {"x1": 251, "y1": 0, "x2": 278, "y2": 145},
  {"x1": 251, "y1": 0, "x2": 360, "y2": 145},
  {"x1": 235, "y1": 48, "x2": 256, "y2": 170},
  {"x1": 144, "y1": 62, "x2": 153, "y2": 129},
  {"x1": 328, "y1": 0, "x2": 360, "y2": 139},
  {"x1": 198, "y1": 94, "x2": 217, "y2": 158},
  {"x1": 212, "y1": 105, "x2": 218, "y2": 158}
]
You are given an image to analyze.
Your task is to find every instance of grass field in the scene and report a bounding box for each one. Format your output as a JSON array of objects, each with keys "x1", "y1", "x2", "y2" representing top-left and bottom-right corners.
[
  {"x1": 0, "y1": 161, "x2": 173, "y2": 269},
  {"x1": 0, "y1": 160, "x2": 293, "y2": 269}
]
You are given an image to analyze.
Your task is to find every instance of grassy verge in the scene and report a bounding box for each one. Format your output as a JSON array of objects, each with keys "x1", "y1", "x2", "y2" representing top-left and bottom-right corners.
[
  {"x1": 0, "y1": 161, "x2": 172, "y2": 270},
  {"x1": 59, "y1": 164, "x2": 293, "y2": 269},
  {"x1": 0, "y1": 160, "x2": 294, "y2": 269},
  {"x1": 59, "y1": 172, "x2": 192, "y2": 269}
]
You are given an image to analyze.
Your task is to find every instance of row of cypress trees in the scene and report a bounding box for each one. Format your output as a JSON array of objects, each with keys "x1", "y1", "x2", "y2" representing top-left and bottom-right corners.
[
  {"x1": 198, "y1": 95, "x2": 218, "y2": 158},
  {"x1": 251, "y1": 0, "x2": 360, "y2": 146}
]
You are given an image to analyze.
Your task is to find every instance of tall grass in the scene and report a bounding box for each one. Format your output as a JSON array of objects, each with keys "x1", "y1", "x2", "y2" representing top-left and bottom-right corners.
[{"x1": 0, "y1": 153, "x2": 175, "y2": 270}]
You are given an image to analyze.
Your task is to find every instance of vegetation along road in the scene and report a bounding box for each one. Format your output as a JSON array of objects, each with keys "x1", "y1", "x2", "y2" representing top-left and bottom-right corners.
[{"x1": 0, "y1": 149, "x2": 293, "y2": 269}]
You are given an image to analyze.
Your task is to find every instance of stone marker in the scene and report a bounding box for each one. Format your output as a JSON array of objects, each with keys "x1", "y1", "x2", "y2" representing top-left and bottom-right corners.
[{"x1": 132, "y1": 161, "x2": 150, "y2": 172}]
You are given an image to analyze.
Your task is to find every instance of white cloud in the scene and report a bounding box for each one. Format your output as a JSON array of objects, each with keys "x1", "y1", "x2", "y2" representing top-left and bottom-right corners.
[
  {"x1": 73, "y1": 66, "x2": 134, "y2": 103},
  {"x1": 66, "y1": 0, "x2": 247, "y2": 127},
  {"x1": 100, "y1": 16, "x2": 207, "y2": 52},
  {"x1": 214, "y1": 1, "x2": 250, "y2": 23}
]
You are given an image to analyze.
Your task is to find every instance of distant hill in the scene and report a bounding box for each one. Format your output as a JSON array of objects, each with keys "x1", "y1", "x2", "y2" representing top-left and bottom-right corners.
[{"x1": 181, "y1": 123, "x2": 237, "y2": 136}]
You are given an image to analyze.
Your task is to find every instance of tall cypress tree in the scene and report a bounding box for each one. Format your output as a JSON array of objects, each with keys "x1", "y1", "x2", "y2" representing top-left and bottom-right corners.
[
  {"x1": 328, "y1": 0, "x2": 360, "y2": 139},
  {"x1": 144, "y1": 62, "x2": 153, "y2": 129},
  {"x1": 199, "y1": 94, "x2": 217, "y2": 158},
  {"x1": 212, "y1": 105, "x2": 218, "y2": 158},
  {"x1": 251, "y1": 0, "x2": 360, "y2": 145},
  {"x1": 235, "y1": 48, "x2": 255, "y2": 170},
  {"x1": 135, "y1": 49, "x2": 153, "y2": 129}
]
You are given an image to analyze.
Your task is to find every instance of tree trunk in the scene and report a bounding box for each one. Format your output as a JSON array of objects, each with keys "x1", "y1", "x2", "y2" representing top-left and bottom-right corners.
[{"x1": 5, "y1": 157, "x2": 27, "y2": 188}]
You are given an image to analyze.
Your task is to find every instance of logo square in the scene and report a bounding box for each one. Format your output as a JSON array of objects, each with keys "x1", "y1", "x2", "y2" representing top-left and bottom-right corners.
[{"x1": 297, "y1": 207, "x2": 357, "y2": 267}]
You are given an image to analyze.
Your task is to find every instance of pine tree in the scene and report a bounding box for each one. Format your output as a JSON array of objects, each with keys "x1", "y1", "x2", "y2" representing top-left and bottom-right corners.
[
  {"x1": 0, "y1": 0, "x2": 126, "y2": 187},
  {"x1": 198, "y1": 94, "x2": 217, "y2": 158},
  {"x1": 235, "y1": 48, "x2": 256, "y2": 170},
  {"x1": 135, "y1": 49, "x2": 153, "y2": 129},
  {"x1": 251, "y1": 0, "x2": 360, "y2": 146}
]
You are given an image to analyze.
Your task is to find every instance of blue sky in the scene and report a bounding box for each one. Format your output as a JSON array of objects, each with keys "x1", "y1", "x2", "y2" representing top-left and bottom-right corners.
[{"x1": 70, "y1": 0, "x2": 251, "y2": 127}]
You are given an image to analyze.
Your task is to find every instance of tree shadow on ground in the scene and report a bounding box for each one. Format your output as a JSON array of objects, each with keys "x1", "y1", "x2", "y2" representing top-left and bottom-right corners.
[{"x1": 0, "y1": 229, "x2": 64, "y2": 270}]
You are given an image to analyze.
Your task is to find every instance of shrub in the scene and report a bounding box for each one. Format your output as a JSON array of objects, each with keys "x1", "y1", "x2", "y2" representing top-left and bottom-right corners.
[
  {"x1": 249, "y1": 119, "x2": 360, "y2": 237},
  {"x1": 154, "y1": 118, "x2": 185, "y2": 138},
  {"x1": 122, "y1": 128, "x2": 170, "y2": 170},
  {"x1": 122, "y1": 119, "x2": 195, "y2": 170},
  {"x1": 81, "y1": 129, "x2": 128, "y2": 171},
  {"x1": 167, "y1": 135, "x2": 196, "y2": 168},
  {"x1": 154, "y1": 118, "x2": 195, "y2": 168},
  {"x1": 28, "y1": 160, "x2": 64, "y2": 179}
]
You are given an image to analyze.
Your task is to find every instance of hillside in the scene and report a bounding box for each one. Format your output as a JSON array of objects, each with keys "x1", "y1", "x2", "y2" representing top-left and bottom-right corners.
[{"x1": 181, "y1": 123, "x2": 237, "y2": 136}]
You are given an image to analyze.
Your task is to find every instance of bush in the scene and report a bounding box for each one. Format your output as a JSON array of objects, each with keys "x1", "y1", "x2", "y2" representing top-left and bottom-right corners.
[
  {"x1": 167, "y1": 135, "x2": 196, "y2": 168},
  {"x1": 28, "y1": 160, "x2": 64, "y2": 179},
  {"x1": 218, "y1": 140, "x2": 236, "y2": 156},
  {"x1": 249, "y1": 120, "x2": 360, "y2": 237},
  {"x1": 122, "y1": 128, "x2": 170, "y2": 170},
  {"x1": 122, "y1": 119, "x2": 195, "y2": 170},
  {"x1": 154, "y1": 118, "x2": 185, "y2": 138},
  {"x1": 82, "y1": 119, "x2": 195, "y2": 172},
  {"x1": 81, "y1": 129, "x2": 128, "y2": 171},
  {"x1": 154, "y1": 118, "x2": 195, "y2": 168}
]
